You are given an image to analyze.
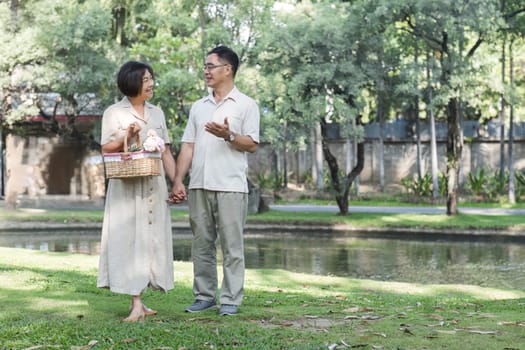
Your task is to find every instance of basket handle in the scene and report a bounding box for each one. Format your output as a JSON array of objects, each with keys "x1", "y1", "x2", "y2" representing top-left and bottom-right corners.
[{"x1": 123, "y1": 126, "x2": 141, "y2": 153}]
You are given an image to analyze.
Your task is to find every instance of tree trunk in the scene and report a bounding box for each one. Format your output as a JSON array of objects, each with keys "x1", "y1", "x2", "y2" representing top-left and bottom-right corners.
[
  {"x1": 377, "y1": 95, "x2": 385, "y2": 192},
  {"x1": 353, "y1": 119, "x2": 360, "y2": 195},
  {"x1": 414, "y1": 48, "x2": 422, "y2": 180},
  {"x1": 427, "y1": 52, "x2": 439, "y2": 199},
  {"x1": 499, "y1": 37, "x2": 506, "y2": 185},
  {"x1": 314, "y1": 123, "x2": 323, "y2": 191},
  {"x1": 508, "y1": 39, "x2": 515, "y2": 204},
  {"x1": 339, "y1": 142, "x2": 365, "y2": 214},
  {"x1": 320, "y1": 118, "x2": 365, "y2": 215},
  {"x1": 446, "y1": 97, "x2": 463, "y2": 215}
]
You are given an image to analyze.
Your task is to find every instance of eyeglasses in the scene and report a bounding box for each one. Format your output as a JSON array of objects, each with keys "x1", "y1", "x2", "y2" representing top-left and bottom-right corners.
[{"x1": 203, "y1": 64, "x2": 228, "y2": 71}]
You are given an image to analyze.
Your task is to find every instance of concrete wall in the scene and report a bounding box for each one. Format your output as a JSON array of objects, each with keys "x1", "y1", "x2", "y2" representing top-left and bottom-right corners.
[
  {"x1": 248, "y1": 139, "x2": 525, "y2": 187},
  {"x1": 4, "y1": 134, "x2": 105, "y2": 206},
  {"x1": 5, "y1": 122, "x2": 525, "y2": 204}
]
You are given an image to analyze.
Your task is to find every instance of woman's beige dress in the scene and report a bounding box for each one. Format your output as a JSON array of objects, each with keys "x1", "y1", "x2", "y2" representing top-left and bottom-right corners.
[{"x1": 97, "y1": 97, "x2": 174, "y2": 295}]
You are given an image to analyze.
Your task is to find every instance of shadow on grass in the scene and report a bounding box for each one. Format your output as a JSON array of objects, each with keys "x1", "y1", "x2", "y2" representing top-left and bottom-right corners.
[{"x1": 2, "y1": 256, "x2": 525, "y2": 350}]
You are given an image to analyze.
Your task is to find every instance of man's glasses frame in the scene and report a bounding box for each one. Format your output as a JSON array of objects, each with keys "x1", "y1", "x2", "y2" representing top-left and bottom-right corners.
[{"x1": 203, "y1": 64, "x2": 228, "y2": 71}]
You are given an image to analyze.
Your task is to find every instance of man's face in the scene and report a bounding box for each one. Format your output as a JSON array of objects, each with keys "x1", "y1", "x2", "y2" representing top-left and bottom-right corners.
[{"x1": 204, "y1": 53, "x2": 229, "y2": 89}]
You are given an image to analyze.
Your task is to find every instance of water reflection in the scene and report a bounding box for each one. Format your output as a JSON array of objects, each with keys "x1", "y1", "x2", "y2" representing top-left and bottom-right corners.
[{"x1": 1, "y1": 229, "x2": 525, "y2": 290}]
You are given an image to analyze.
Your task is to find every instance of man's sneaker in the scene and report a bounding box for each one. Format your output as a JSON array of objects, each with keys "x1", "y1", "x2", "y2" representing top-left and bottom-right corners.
[
  {"x1": 185, "y1": 300, "x2": 217, "y2": 313},
  {"x1": 219, "y1": 304, "x2": 238, "y2": 316}
]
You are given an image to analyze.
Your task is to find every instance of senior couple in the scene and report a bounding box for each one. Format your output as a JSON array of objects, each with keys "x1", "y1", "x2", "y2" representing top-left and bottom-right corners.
[{"x1": 96, "y1": 45, "x2": 260, "y2": 321}]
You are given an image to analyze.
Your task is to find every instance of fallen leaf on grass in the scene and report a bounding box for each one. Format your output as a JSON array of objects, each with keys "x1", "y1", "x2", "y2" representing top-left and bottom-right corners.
[
  {"x1": 453, "y1": 327, "x2": 497, "y2": 335},
  {"x1": 361, "y1": 315, "x2": 381, "y2": 321},
  {"x1": 121, "y1": 338, "x2": 137, "y2": 344},
  {"x1": 328, "y1": 341, "x2": 367, "y2": 349},
  {"x1": 466, "y1": 312, "x2": 496, "y2": 319},
  {"x1": 425, "y1": 321, "x2": 445, "y2": 327},
  {"x1": 372, "y1": 332, "x2": 387, "y2": 338},
  {"x1": 343, "y1": 307, "x2": 360, "y2": 313},
  {"x1": 424, "y1": 334, "x2": 439, "y2": 339},
  {"x1": 400, "y1": 326, "x2": 414, "y2": 335},
  {"x1": 71, "y1": 340, "x2": 98, "y2": 350},
  {"x1": 344, "y1": 315, "x2": 359, "y2": 320},
  {"x1": 498, "y1": 321, "x2": 525, "y2": 326},
  {"x1": 465, "y1": 330, "x2": 497, "y2": 335},
  {"x1": 429, "y1": 314, "x2": 444, "y2": 321}
]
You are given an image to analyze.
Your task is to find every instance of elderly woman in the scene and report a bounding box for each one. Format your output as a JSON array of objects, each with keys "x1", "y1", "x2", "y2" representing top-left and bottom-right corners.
[{"x1": 97, "y1": 61, "x2": 176, "y2": 322}]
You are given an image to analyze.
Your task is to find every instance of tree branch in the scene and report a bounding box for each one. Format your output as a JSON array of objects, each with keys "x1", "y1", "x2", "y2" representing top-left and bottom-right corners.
[{"x1": 466, "y1": 36, "x2": 484, "y2": 57}]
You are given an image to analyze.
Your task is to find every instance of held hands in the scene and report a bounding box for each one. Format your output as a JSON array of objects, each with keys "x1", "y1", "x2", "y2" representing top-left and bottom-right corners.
[
  {"x1": 167, "y1": 182, "x2": 186, "y2": 204},
  {"x1": 205, "y1": 117, "x2": 230, "y2": 140}
]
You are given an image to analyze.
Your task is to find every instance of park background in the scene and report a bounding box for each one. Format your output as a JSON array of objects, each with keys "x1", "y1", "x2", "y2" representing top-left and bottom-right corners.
[{"x1": 1, "y1": 0, "x2": 525, "y2": 215}]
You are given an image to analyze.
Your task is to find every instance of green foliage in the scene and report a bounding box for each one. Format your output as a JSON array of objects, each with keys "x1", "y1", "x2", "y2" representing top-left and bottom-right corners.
[
  {"x1": 438, "y1": 172, "x2": 447, "y2": 197},
  {"x1": 467, "y1": 168, "x2": 487, "y2": 195},
  {"x1": 2, "y1": 0, "x2": 525, "y2": 213},
  {"x1": 464, "y1": 168, "x2": 525, "y2": 202},
  {"x1": 401, "y1": 173, "x2": 434, "y2": 197},
  {"x1": 255, "y1": 172, "x2": 283, "y2": 193}
]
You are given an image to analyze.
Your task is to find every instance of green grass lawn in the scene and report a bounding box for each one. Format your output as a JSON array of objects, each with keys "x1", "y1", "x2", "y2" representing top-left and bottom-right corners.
[
  {"x1": 1, "y1": 247, "x2": 524, "y2": 349},
  {"x1": 1, "y1": 203, "x2": 525, "y2": 349},
  {"x1": 3, "y1": 206, "x2": 525, "y2": 232}
]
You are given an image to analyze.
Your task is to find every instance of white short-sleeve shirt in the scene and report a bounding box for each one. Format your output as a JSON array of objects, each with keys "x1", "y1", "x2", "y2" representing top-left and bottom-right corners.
[
  {"x1": 182, "y1": 86, "x2": 260, "y2": 193},
  {"x1": 100, "y1": 97, "x2": 170, "y2": 147}
]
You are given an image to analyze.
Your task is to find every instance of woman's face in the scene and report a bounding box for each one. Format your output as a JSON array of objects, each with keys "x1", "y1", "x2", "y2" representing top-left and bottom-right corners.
[{"x1": 138, "y1": 70, "x2": 154, "y2": 100}]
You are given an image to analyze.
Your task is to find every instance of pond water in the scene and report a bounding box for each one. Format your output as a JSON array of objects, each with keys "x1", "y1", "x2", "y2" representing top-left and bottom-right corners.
[{"x1": 1, "y1": 228, "x2": 525, "y2": 290}]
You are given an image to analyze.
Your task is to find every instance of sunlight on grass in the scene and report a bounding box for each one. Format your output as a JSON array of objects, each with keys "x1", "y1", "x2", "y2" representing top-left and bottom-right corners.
[
  {"x1": 30, "y1": 297, "x2": 89, "y2": 310},
  {"x1": 0, "y1": 271, "x2": 42, "y2": 290},
  {"x1": 381, "y1": 215, "x2": 403, "y2": 223},
  {"x1": 352, "y1": 279, "x2": 525, "y2": 300},
  {"x1": 246, "y1": 268, "x2": 525, "y2": 300},
  {"x1": 2, "y1": 248, "x2": 524, "y2": 304}
]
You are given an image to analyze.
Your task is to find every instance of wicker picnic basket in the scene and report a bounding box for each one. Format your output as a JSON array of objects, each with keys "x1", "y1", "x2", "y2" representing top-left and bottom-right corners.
[{"x1": 103, "y1": 132, "x2": 161, "y2": 179}]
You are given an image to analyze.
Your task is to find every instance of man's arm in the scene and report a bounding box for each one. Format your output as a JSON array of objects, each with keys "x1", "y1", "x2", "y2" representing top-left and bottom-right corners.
[
  {"x1": 204, "y1": 118, "x2": 258, "y2": 153},
  {"x1": 224, "y1": 132, "x2": 258, "y2": 153}
]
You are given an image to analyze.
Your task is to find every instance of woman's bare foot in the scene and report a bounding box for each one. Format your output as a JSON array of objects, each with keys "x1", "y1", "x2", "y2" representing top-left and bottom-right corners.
[
  {"x1": 124, "y1": 295, "x2": 145, "y2": 322},
  {"x1": 123, "y1": 307, "x2": 145, "y2": 322},
  {"x1": 142, "y1": 304, "x2": 158, "y2": 316},
  {"x1": 130, "y1": 302, "x2": 158, "y2": 316}
]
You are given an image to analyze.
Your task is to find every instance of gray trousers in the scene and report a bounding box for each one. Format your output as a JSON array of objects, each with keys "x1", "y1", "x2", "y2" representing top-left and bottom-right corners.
[{"x1": 188, "y1": 189, "x2": 248, "y2": 306}]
